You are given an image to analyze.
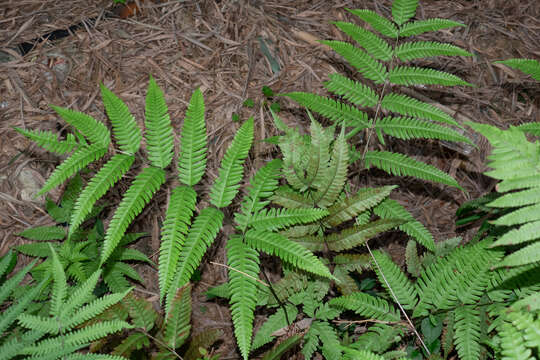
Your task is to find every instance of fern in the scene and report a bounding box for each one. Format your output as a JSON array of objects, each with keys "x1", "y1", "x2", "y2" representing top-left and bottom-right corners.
[
  {"x1": 495, "y1": 58, "x2": 540, "y2": 81},
  {"x1": 330, "y1": 292, "x2": 401, "y2": 322},
  {"x1": 395, "y1": 41, "x2": 472, "y2": 61},
  {"x1": 399, "y1": 18, "x2": 466, "y2": 37},
  {"x1": 13, "y1": 127, "x2": 78, "y2": 154},
  {"x1": 454, "y1": 306, "x2": 482, "y2": 360},
  {"x1": 163, "y1": 285, "x2": 192, "y2": 349},
  {"x1": 252, "y1": 304, "x2": 298, "y2": 351},
  {"x1": 392, "y1": 0, "x2": 419, "y2": 25},
  {"x1": 389, "y1": 66, "x2": 472, "y2": 86},
  {"x1": 50, "y1": 105, "x2": 110, "y2": 148},
  {"x1": 375, "y1": 117, "x2": 472, "y2": 143}
]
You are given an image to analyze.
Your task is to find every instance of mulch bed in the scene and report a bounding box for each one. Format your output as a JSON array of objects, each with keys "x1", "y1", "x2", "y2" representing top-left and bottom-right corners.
[{"x1": 1, "y1": 0, "x2": 539, "y2": 357}]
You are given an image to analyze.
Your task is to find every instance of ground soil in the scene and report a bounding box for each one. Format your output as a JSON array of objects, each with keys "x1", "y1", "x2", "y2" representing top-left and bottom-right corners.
[{"x1": 1, "y1": 0, "x2": 539, "y2": 358}]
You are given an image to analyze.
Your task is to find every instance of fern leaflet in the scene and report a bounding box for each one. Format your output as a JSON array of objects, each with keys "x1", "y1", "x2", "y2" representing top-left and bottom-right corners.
[
  {"x1": 51, "y1": 106, "x2": 110, "y2": 147},
  {"x1": 347, "y1": 9, "x2": 399, "y2": 38},
  {"x1": 395, "y1": 41, "x2": 472, "y2": 61},
  {"x1": 14, "y1": 127, "x2": 78, "y2": 154},
  {"x1": 389, "y1": 66, "x2": 473, "y2": 86},
  {"x1": 392, "y1": 0, "x2": 419, "y2": 25},
  {"x1": 324, "y1": 73, "x2": 379, "y2": 107},
  {"x1": 333, "y1": 21, "x2": 392, "y2": 61},
  {"x1": 399, "y1": 18, "x2": 466, "y2": 37}
]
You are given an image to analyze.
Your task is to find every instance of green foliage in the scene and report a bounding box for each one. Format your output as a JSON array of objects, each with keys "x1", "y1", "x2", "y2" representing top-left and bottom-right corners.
[{"x1": 282, "y1": 0, "x2": 473, "y2": 189}]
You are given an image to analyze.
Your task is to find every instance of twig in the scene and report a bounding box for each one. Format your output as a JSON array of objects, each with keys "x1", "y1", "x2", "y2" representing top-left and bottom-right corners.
[{"x1": 209, "y1": 261, "x2": 269, "y2": 287}]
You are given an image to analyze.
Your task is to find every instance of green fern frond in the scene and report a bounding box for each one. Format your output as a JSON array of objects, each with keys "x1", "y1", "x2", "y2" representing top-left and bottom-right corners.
[
  {"x1": 167, "y1": 207, "x2": 223, "y2": 311},
  {"x1": 260, "y1": 334, "x2": 302, "y2": 360},
  {"x1": 164, "y1": 284, "x2": 191, "y2": 349},
  {"x1": 347, "y1": 9, "x2": 399, "y2": 38},
  {"x1": 69, "y1": 154, "x2": 134, "y2": 235},
  {"x1": 227, "y1": 235, "x2": 260, "y2": 360},
  {"x1": 498, "y1": 316, "x2": 534, "y2": 360},
  {"x1": 235, "y1": 159, "x2": 282, "y2": 231},
  {"x1": 283, "y1": 92, "x2": 369, "y2": 128},
  {"x1": 321, "y1": 40, "x2": 387, "y2": 84},
  {"x1": 326, "y1": 219, "x2": 403, "y2": 251},
  {"x1": 101, "y1": 167, "x2": 166, "y2": 264},
  {"x1": 305, "y1": 119, "x2": 331, "y2": 189},
  {"x1": 389, "y1": 66, "x2": 473, "y2": 86},
  {"x1": 314, "y1": 130, "x2": 349, "y2": 207},
  {"x1": 0, "y1": 329, "x2": 43, "y2": 360},
  {"x1": 14, "y1": 127, "x2": 78, "y2": 154},
  {"x1": 49, "y1": 244, "x2": 67, "y2": 317},
  {"x1": 491, "y1": 203, "x2": 540, "y2": 227},
  {"x1": 454, "y1": 306, "x2": 482, "y2": 360},
  {"x1": 495, "y1": 58, "x2": 540, "y2": 81},
  {"x1": 506, "y1": 310, "x2": 540, "y2": 351},
  {"x1": 18, "y1": 226, "x2": 65, "y2": 241},
  {"x1": 100, "y1": 84, "x2": 141, "y2": 155},
  {"x1": 342, "y1": 348, "x2": 385, "y2": 360},
  {"x1": 489, "y1": 187, "x2": 540, "y2": 208},
  {"x1": 210, "y1": 117, "x2": 254, "y2": 208},
  {"x1": 271, "y1": 186, "x2": 313, "y2": 208},
  {"x1": 144, "y1": 76, "x2": 174, "y2": 169},
  {"x1": 112, "y1": 332, "x2": 149, "y2": 358},
  {"x1": 498, "y1": 242, "x2": 540, "y2": 268},
  {"x1": 491, "y1": 220, "x2": 540, "y2": 247},
  {"x1": 399, "y1": 18, "x2": 466, "y2": 37},
  {"x1": 392, "y1": 0, "x2": 418, "y2": 25},
  {"x1": 38, "y1": 144, "x2": 107, "y2": 196},
  {"x1": 374, "y1": 198, "x2": 434, "y2": 250},
  {"x1": 364, "y1": 151, "x2": 462, "y2": 189},
  {"x1": 395, "y1": 41, "x2": 471, "y2": 61},
  {"x1": 0, "y1": 278, "x2": 47, "y2": 335},
  {"x1": 330, "y1": 292, "x2": 400, "y2": 322},
  {"x1": 123, "y1": 293, "x2": 157, "y2": 331},
  {"x1": 333, "y1": 21, "x2": 392, "y2": 61},
  {"x1": 252, "y1": 304, "x2": 298, "y2": 351},
  {"x1": 325, "y1": 186, "x2": 396, "y2": 227},
  {"x1": 249, "y1": 208, "x2": 328, "y2": 231},
  {"x1": 324, "y1": 73, "x2": 379, "y2": 108},
  {"x1": 371, "y1": 251, "x2": 418, "y2": 310},
  {"x1": 178, "y1": 88, "x2": 207, "y2": 186},
  {"x1": 64, "y1": 290, "x2": 131, "y2": 330},
  {"x1": 51, "y1": 106, "x2": 110, "y2": 147},
  {"x1": 517, "y1": 122, "x2": 540, "y2": 136},
  {"x1": 61, "y1": 269, "x2": 102, "y2": 320},
  {"x1": 245, "y1": 229, "x2": 333, "y2": 279},
  {"x1": 316, "y1": 320, "x2": 342, "y2": 359},
  {"x1": 376, "y1": 116, "x2": 472, "y2": 144},
  {"x1": 0, "y1": 258, "x2": 38, "y2": 305},
  {"x1": 381, "y1": 93, "x2": 460, "y2": 127},
  {"x1": 159, "y1": 186, "x2": 197, "y2": 301}
]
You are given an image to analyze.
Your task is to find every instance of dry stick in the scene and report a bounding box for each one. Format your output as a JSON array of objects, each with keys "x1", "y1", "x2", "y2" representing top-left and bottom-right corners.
[{"x1": 365, "y1": 241, "x2": 431, "y2": 356}]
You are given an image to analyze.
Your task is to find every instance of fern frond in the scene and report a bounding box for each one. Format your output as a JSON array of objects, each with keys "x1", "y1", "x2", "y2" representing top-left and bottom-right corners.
[
  {"x1": 491, "y1": 220, "x2": 540, "y2": 247},
  {"x1": 178, "y1": 88, "x2": 207, "y2": 186},
  {"x1": 389, "y1": 66, "x2": 473, "y2": 86},
  {"x1": 51, "y1": 106, "x2": 110, "y2": 147},
  {"x1": 166, "y1": 207, "x2": 223, "y2": 311},
  {"x1": 123, "y1": 293, "x2": 157, "y2": 331},
  {"x1": 249, "y1": 208, "x2": 328, "y2": 231},
  {"x1": 324, "y1": 73, "x2": 379, "y2": 107},
  {"x1": 305, "y1": 119, "x2": 331, "y2": 189},
  {"x1": 38, "y1": 144, "x2": 107, "y2": 196},
  {"x1": 101, "y1": 167, "x2": 166, "y2": 264},
  {"x1": 18, "y1": 226, "x2": 65, "y2": 241},
  {"x1": 364, "y1": 151, "x2": 462, "y2": 189},
  {"x1": 0, "y1": 329, "x2": 43, "y2": 360},
  {"x1": 227, "y1": 235, "x2": 260, "y2": 360},
  {"x1": 498, "y1": 316, "x2": 534, "y2": 360},
  {"x1": 517, "y1": 122, "x2": 540, "y2": 136},
  {"x1": 210, "y1": 117, "x2": 254, "y2": 208},
  {"x1": 495, "y1": 58, "x2": 540, "y2": 81},
  {"x1": 326, "y1": 219, "x2": 402, "y2": 251},
  {"x1": 325, "y1": 186, "x2": 396, "y2": 227},
  {"x1": 453, "y1": 306, "x2": 482, "y2": 360},
  {"x1": 489, "y1": 188, "x2": 540, "y2": 208},
  {"x1": 111, "y1": 332, "x2": 149, "y2": 358},
  {"x1": 399, "y1": 18, "x2": 466, "y2": 37},
  {"x1": 395, "y1": 41, "x2": 471, "y2": 61},
  {"x1": 330, "y1": 292, "x2": 400, "y2": 322},
  {"x1": 316, "y1": 320, "x2": 342, "y2": 359},
  {"x1": 100, "y1": 84, "x2": 141, "y2": 155},
  {"x1": 271, "y1": 186, "x2": 313, "y2": 208},
  {"x1": 374, "y1": 198, "x2": 435, "y2": 250},
  {"x1": 321, "y1": 40, "x2": 387, "y2": 84},
  {"x1": 347, "y1": 9, "x2": 398, "y2": 38},
  {"x1": 376, "y1": 116, "x2": 471, "y2": 144},
  {"x1": 260, "y1": 334, "x2": 302, "y2": 360},
  {"x1": 491, "y1": 203, "x2": 540, "y2": 226},
  {"x1": 314, "y1": 130, "x2": 349, "y2": 207},
  {"x1": 144, "y1": 76, "x2": 174, "y2": 169},
  {"x1": 49, "y1": 244, "x2": 67, "y2": 317},
  {"x1": 498, "y1": 242, "x2": 540, "y2": 268},
  {"x1": 245, "y1": 229, "x2": 332, "y2": 279},
  {"x1": 283, "y1": 92, "x2": 369, "y2": 128},
  {"x1": 333, "y1": 21, "x2": 392, "y2": 61},
  {"x1": 381, "y1": 93, "x2": 459, "y2": 127},
  {"x1": 61, "y1": 269, "x2": 102, "y2": 320},
  {"x1": 235, "y1": 159, "x2": 282, "y2": 231},
  {"x1": 69, "y1": 154, "x2": 134, "y2": 235},
  {"x1": 64, "y1": 289, "x2": 130, "y2": 329},
  {"x1": 17, "y1": 314, "x2": 62, "y2": 334},
  {"x1": 183, "y1": 329, "x2": 223, "y2": 360},
  {"x1": 164, "y1": 284, "x2": 191, "y2": 349},
  {"x1": 372, "y1": 251, "x2": 418, "y2": 310},
  {"x1": 392, "y1": 0, "x2": 418, "y2": 25},
  {"x1": 252, "y1": 304, "x2": 298, "y2": 351},
  {"x1": 342, "y1": 348, "x2": 385, "y2": 360},
  {"x1": 14, "y1": 127, "x2": 78, "y2": 154},
  {"x1": 104, "y1": 267, "x2": 131, "y2": 293},
  {"x1": 0, "y1": 259, "x2": 37, "y2": 305},
  {"x1": 159, "y1": 186, "x2": 197, "y2": 301}
]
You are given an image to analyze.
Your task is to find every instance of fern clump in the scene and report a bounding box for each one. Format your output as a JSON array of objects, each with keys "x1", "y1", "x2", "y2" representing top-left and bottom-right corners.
[{"x1": 282, "y1": 0, "x2": 474, "y2": 189}]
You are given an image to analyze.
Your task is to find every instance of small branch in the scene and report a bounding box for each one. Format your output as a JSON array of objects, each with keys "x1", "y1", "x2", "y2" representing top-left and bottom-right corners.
[{"x1": 210, "y1": 261, "x2": 269, "y2": 287}]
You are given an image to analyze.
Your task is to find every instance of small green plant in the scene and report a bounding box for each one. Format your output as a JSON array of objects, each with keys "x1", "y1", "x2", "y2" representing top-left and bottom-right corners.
[{"x1": 282, "y1": 0, "x2": 474, "y2": 189}]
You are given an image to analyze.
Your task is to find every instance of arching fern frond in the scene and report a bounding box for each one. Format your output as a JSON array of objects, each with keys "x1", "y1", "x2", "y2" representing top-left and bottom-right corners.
[
  {"x1": 375, "y1": 117, "x2": 472, "y2": 143},
  {"x1": 330, "y1": 292, "x2": 400, "y2": 322},
  {"x1": 245, "y1": 230, "x2": 332, "y2": 279},
  {"x1": 271, "y1": 186, "x2": 313, "y2": 209},
  {"x1": 210, "y1": 117, "x2": 254, "y2": 208},
  {"x1": 347, "y1": 9, "x2": 398, "y2": 38},
  {"x1": 159, "y1": 186, "x2": 197, "y2": 301},
  {"x1": 517, "y1": 122, "x2": 540, "y2": 136},
  {"x1": 249, "y1": 208, "x2": 328, "y2": 232},
  {"x1": 252, "y1": 304, "x2": 298, "y2": 351},
  {"x1": 14, "y1": 127, "x2": 78, "y2": 154},
  {"x1": 50, "y1": 106, "x2": 110, "y2": 148},
  {"x1": 163, "y1": 284, "x2": 192, "y2": 349},
  {"x1": 395, "y1": 41, "x2": 471, "y2": 61},
  {"x1": 364, "y1": 151, "x2": 462, "y2": 189},
  {"x1": 325, "y1": 219, "x2": 403, "y2": 251},
  {"x1": 332, "y1": 21, "x2": 392, "y2": 61},
  {"x1": 49, "y1": 244, "x2": 67, "y2": 317},
  {"x1": 399, "y1": 18, "x2": 466, "y2": 37},
  {"x1": 101, "y1": 167, "x2": 166, "y2": 264},
  {"x1": 321, "y1": 40, "x2": 387, "y2": 84},
  {"x1": 38, "y1": 144, "x2": 107, "y2": 196},
  {"x1": 454, "y1": 306, "x2": 482, "y2": 360},
  {"x1": 495, "y1": 58, "x2": 540, "y2": 81},
  {"x1": 392, "y1": 0, "x2": 419, "y2": 26},
  {"x1": 178, "y1": 88, "x2": 207, "y2": 186},
  {"x1": 18, "y1": 226, "x2": 65, "y2": 241},
  {"x1": 389, "y1": 66, "x2": 473, "y2": 86},
  {"x1": 100, "y1": 84, "x2": 141, "y2": 155},
  {"x1": 69, "y1": 154, "x2": 134, "y2": 235},
  {"x1": 144, "y1": 76, "x2": 174, "y2": 169},
  {"x1": 227, "y1": 235, "x2": 260, "y2": 360},
  {"x1": 324, "y1": 73, "x2": 379, "y2": 107}
]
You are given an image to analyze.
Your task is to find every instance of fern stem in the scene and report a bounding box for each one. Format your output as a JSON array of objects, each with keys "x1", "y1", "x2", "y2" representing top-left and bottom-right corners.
[
  {"x1": 260, "y1": 268, "x2": 291, "y2": 326},
  {"x1": 209, "y1": 261, "x2": 269, "y2": 287},
  {"x1": 365, "y1": 241, "x2": 431, "y2": 356},
  {"x1": 138, "y1": 329, "x2": 184, "y2": 360}
]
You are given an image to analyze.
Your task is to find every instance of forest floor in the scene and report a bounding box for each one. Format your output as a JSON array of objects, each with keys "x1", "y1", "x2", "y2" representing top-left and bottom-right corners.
[{"x1": 1, "y1": 0, "x2": 539, "y2": 358}]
